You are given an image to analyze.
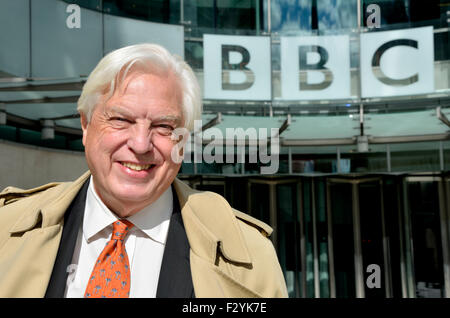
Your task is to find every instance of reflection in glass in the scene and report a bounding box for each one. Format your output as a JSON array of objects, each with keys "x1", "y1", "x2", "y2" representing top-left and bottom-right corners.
[
  {"x1": 277, "y1": 183, "x2": 302, "y2": 297},
  {"x1": 266, "y1": 0, "x2": 357, "y2": 33},
  {"x1": 407, "y1": 181, "x2": 445, "y2": 298},
  {"x1": 359, "y1": 182, "x2": 386, "y2": 298},
  {"x1": 329, "y1": 182, "x2": 356, "y2": 298}
]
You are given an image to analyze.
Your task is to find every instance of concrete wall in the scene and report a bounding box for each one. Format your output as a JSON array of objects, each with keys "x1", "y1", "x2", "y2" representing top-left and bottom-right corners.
[{"x1": 0, "y1": 140, "x2": 88, "y2": 190}]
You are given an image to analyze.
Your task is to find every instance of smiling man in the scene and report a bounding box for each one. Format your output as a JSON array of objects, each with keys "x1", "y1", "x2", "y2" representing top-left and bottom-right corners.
[{"x1": 0, "y1": 44, "x2": 288, "y2": 298}]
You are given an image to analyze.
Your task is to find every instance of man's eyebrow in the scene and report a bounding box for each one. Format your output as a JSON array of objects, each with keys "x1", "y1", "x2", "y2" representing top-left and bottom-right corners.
[
  {"x1": 107, "y1": 107, "x2": 182, "y2": 124},
  {"x1": 107, "y1": 106, "x2": 134, "y2": 117},
  {"x1": 153, "y1": 115, "x2": 182, "y2": 124}
]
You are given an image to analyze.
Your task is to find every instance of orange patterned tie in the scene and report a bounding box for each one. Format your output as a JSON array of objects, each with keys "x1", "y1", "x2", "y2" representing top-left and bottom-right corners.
[{"x1": 84, "y1": 219, "x2": 134, "y2": 298}]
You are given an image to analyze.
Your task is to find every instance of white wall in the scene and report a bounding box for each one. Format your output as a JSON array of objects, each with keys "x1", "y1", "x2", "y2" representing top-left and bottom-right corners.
[{"x1": 0, "y1": 140, "x2": 88, "y2": 190}]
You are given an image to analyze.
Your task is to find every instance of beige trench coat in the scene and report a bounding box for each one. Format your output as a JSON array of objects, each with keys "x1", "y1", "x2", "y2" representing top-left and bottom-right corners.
[{"x1": 0, "y1": 171, "x2": 288, "y2": 298}]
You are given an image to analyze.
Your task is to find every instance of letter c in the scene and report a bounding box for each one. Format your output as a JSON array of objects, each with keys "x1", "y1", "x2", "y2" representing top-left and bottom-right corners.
[{"x1": 372, "y1": 39, "x2": 419, "y2": 86}]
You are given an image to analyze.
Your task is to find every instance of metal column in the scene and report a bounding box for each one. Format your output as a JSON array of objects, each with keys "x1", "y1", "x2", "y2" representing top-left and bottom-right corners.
[
  {"x1": 326, "y1": 180, "x2": 336, "y2": 298},
  {"x1": 352, "y1": 183, "x2": 365, "y2": 298}
]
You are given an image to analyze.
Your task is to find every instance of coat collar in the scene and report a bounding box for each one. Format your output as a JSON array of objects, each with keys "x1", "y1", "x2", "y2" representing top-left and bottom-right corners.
[
  {"x1": 173, "y1": 179, "x2": 253, "y2": 265},
  {"x1": 8, "y1": 172, "x2": 253, "y2": 266},
  {"x1": 8, "y1": 171, "x2": 91, "y2": 234}
]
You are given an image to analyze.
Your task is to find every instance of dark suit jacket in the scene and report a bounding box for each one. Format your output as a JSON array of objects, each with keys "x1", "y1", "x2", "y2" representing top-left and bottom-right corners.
[{"x1": 44, "y1": 179, "x2": 194, "y2": 298}]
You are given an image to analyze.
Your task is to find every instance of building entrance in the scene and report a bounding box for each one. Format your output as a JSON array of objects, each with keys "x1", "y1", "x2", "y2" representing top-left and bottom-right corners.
[{"x1": 178, "y1": 172, "x2": 450, "y2": 298}]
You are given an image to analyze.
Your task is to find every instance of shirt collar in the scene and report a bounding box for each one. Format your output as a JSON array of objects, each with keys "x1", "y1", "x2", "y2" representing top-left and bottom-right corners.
[{"x1": 83, "y1": 176, "x2": 173, "y2": 244}]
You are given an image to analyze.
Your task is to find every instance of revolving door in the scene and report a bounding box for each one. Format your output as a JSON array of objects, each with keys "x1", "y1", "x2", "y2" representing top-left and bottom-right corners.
[{"x1": 244, "y1": 173, "x2": 450, "y2": 298}]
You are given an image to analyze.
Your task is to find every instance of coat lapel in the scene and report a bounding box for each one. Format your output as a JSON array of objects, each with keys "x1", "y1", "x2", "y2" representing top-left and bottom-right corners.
[
  {"x1": 172, "y1": 179, "x2": 262, "y2": 298},
  {"x1": 44, "y1": 178, "x2": 90, "y2": 298},
  {"x1": 156, "y1": 186, "x2": 194, "y2": 298}
]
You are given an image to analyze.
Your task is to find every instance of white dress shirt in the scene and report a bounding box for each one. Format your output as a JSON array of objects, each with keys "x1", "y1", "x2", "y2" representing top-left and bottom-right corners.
[{"x1": 65, "y1": 177, "x2": 173, "y2": 298}]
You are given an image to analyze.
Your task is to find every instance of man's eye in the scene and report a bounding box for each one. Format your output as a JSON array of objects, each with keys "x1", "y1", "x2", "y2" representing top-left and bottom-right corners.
[
  {"x1": 110, "y1": 117, "x2": 131, "y2": 123},
  {"x1": 155, "y1": 124, "x2": 174, "y2": 135}
]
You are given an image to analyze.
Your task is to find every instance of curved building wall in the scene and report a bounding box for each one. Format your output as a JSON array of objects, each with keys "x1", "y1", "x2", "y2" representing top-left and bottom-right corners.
[{"x1": 0, "y1": 140, "x2": 87, "y2": 190}]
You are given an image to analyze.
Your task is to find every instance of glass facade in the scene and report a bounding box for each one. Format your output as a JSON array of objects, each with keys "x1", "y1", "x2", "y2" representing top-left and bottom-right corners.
[{"x1": 0, "y1": 0, "x2": 449, "y2": 298}]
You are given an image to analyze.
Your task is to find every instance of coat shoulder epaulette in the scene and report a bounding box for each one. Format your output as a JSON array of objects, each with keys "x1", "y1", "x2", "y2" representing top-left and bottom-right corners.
[
  {"x1": 0, "y1": 182, "x2": 62, "y2": 207},
  {"x1": 232, "y1": 209, "x2": 273, "y2": 238}
]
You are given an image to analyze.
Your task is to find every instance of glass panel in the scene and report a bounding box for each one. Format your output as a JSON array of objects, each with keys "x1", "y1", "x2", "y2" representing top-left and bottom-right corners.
[
  {"x1": 302, "y1": 179, "x2": 316, "y2": 297},
  {"x1": 0, "y1": 0, "x2": 30, "y2": 78},
  {"x1": 184, "y1": 0, "x2": 263, "y2": 36},
  {"x1": 31, "y1": 0, "x2": 103, "y2": 78},
  {"x1": 407, "y1": 180, "x2": 445, "y2": 298},
  {"x1": 315, "y1": 178, "x2": 329, "y2": 297},
  {"x1": 444, "y1": 141, "x2": 450, "y2": 171},
  {"x1": 268, "y1": 0, "x2": 315, "y2": 33},
  {"x1": 197, "y1": 162, "x2": 223, "y2": 174},
  {"x1": 340, "y1": 145, "x2": 388, "y2": 173},
  {"x1": 223, "y1": 176, "x2": 248, "y2": 213},
  {"x1": 383, "y1": 177, "x2": 403, "y2": 297},
  {"x1": 359, "y1": 181, "x2": 386, "y2": 297},
  {"x1": 249, "y1": 183, "x2": 271, "y2": 225},
  {"x1": 103, "y1": 0, "x2": 179, "y2": 24},
  {"x1": 362, "y1": 0, "x2": 448, "y2": 29},
  {"x1": 277, "y1": 183, "x2": 301, "y2": 298},
  {"x1": 390, "y1": 142, "x2": 441, "y2": 172},
  {"x1": 194, "y1": 182, "x2": 225, "y2": 196},
  {"x1": 317, "y1": 0, "x2": 357, "y2": 31},
  {"x1": 267, "y1": 0, "x2": 357, "y2": 33},
  {"x1": 277, "y1": 155, "x2": 290, "y2": 174},
  {"x1": 328, "y1": 182, "x2": 356, "y2": 298},
  {"x1": 180, "y1": 162, "x2": 195, "y2": 174},
  {"x1": 103, "y1": 14, "x2": 184, "y2": 57}
]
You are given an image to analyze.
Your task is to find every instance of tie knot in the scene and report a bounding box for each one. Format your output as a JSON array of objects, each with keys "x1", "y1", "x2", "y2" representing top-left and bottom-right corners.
[{"x1": 112, "y1": 219, "x2": 133, "y2": 241}]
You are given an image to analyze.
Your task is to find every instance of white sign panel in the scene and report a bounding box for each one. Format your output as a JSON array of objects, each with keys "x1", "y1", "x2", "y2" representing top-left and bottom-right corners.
[
  {"x1": 360, "y1": 26, "x2": 434, "y2": 98},
  {"x1": 203, "y1": 34, "x2": 271, "y2": 100},
  {"x1": 280, "y1": 35, "x2": 351, "y2": 100}
]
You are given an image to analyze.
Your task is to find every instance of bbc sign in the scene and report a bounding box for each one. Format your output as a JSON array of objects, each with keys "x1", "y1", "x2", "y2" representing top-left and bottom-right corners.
[{"x1": 203, "y1": 27, "x2": 434, "y2": 100}]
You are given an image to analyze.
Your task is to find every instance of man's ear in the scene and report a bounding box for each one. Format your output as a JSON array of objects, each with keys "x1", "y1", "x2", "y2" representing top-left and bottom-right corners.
[{"x1": 80, "y1": 113, "x2": 88, "y2": 146}]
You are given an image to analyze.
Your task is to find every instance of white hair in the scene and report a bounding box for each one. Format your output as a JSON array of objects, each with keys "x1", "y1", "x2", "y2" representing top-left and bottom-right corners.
[{"x1": 77, "y1": 43, "x2": 202, "y2": 131}]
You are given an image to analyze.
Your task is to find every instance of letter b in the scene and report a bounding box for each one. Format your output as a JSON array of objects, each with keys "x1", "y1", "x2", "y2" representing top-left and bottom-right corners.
[
  {"x1": 298, "y1": 46, "x2": 333, "y2": 91},
  {"x1": 221, "y1": 45, "x2": 255, "y2": 90}
]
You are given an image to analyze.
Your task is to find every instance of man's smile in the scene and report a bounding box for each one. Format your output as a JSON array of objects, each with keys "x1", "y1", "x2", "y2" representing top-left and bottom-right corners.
[{"x1": 119, "y1": 161, "x2": 156, "y2": 171}]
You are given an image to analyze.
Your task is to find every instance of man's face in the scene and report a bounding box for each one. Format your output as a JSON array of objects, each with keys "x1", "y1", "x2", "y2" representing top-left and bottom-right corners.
[{"x1": 81, "y1": 71, "x2": 184, "y2": 217}]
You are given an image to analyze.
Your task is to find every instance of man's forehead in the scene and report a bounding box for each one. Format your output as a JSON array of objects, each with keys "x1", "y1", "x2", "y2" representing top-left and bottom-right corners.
[
  {"x1": 119, "y1": 69, "x2": 179, "y2": 93},
  {"x1": 106, "y1": 105, "x2": 182, "y2": 122}
]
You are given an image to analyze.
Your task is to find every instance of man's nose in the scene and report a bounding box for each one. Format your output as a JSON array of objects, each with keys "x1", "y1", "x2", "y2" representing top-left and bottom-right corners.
[{"x1": 127, "y1": 126, "x2": 154, "y2": 154}]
